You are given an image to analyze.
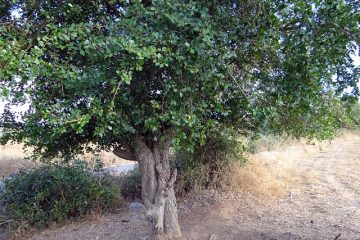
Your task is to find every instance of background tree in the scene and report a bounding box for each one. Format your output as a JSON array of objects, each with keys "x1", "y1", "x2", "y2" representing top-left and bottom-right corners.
[{"x1": 0, "y1": 0, "x2": 359, "y2": 239}]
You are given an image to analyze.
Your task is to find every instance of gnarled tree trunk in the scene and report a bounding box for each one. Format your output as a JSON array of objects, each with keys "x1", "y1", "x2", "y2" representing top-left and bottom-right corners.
[{"x1": 115, "y1": 135, "x2": 181, "y2": 240}]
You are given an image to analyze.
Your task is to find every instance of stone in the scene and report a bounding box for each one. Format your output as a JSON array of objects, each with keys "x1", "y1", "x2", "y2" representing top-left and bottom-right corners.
[
  {"x1": 47, "y1": 221, "x2": 57, "y2": 229},
  {"x1": 129, "y1": 202, "x2": 145, "y2": 210}
]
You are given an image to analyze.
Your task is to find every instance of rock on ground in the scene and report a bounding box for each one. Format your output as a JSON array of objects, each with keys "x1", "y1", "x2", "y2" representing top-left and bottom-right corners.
[{"x1": 129, "y1": 202, "x2": 145, "y2": 211}]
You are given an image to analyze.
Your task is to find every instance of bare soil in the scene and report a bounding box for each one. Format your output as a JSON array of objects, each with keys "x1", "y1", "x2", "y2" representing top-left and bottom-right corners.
[{"x1": 2, "y1": 133, "x2": 360, "y2": 240}]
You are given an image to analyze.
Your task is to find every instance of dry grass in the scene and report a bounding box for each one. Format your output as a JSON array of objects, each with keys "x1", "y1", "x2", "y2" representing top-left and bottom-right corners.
[
  {"x1": 0, "y1": 144, "x2": 36, "y2": 178},
  {"x1": 79, "y1": 151, "x2": 131, "y2": 167},
  {"x1": 0, "y1": 144, "x2": 133, "y2": 178},
  {"x1": 224, "y1": 159, "x2": 287, "y2": 198},
  {"x1": 249, "y1": 134, "x2": 327, "y2": 153},
  {"x1": 224, "y1": 135, "x2": 330, "y2": 199}
]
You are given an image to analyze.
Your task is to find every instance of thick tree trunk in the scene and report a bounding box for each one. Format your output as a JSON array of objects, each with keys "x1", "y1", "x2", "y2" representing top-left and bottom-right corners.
[{"x1": 132, "y1": 135, "x2": 182, "y2": 240}]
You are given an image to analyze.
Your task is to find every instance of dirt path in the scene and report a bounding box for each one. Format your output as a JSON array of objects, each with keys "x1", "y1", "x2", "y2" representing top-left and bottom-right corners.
[
  {"x1": 182, "y1": 135, "x2": 360, "y2": 240},
  {"x1": 5, "y1": 134, "x2": 360, "y2": 240}
]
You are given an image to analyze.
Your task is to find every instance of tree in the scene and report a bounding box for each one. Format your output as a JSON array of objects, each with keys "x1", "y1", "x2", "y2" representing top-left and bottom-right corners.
[{"x1": 0, "y1": 0, "x2": 359, "y2": 239}]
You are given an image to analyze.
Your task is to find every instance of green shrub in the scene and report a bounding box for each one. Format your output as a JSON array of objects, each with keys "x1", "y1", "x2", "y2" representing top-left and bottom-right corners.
[
  {"x1": 120, "y1": 167, "x2": 142, "y2": 199},
  {"x1": 351, "y1": 102, "x2": 360, "y2": 128},
  {"x1": 0, "y1": 160, "x2": 120, "y2": 227},
  {"x1": 174, "y1": 127, "x2": 246, "y2": 196}
]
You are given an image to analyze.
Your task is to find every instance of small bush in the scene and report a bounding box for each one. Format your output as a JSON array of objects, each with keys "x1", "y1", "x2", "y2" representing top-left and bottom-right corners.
[
  {"x1": 351, "y1": 102, "x2": 360, "y2": 128},
  {"x1": 0, "y1": 160, "x2": 120, "y2": 227},
  {"x1": 174, "y1": 127, "x2": 247, "y2": 196},
  {"x1": 120, "y1": 167, "x2": 142, "y2": 199}
]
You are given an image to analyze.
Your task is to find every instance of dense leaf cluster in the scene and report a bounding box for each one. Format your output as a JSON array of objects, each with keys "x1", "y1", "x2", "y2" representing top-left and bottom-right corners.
[
  {"x1": 0, "y1": 0, "x2": 359, "y2": 159},
  {"x1": 0, "y1": 161, "x2": 120, "y2": 227}
]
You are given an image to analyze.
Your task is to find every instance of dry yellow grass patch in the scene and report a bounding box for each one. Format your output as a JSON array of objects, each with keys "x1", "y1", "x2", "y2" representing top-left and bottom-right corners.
[
  {"x1": 79, "y1": 151, "x2": 131, "y2": 167},
  {"x1": 0, "y1": 143, "x2": 28, "y2": 160},
  {"x1": 224, "y1": 159, "x2": 286, "y2": 198},
  {"x1": 0, "y1": 144, "x2": 36, "y2": 178},
  {"x1": 224, "y1": 137, "x2": 328, "y2": 199}
]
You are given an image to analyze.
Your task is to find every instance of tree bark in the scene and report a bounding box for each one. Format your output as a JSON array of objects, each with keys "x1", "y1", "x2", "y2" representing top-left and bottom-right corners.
[{"x1": 132, "y1": 135, "x2": 182, "y2": 240}]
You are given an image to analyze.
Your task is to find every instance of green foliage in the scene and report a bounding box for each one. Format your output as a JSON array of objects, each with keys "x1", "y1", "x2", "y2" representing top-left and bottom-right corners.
[
  {"x1": 120, "y1": 167, "x2": 142, "y2": 199},
  {"x1": 174, "y1": 127, "x2": 246, "y2": 195},
  {"x1": 0, "y1": 0, "x2": 358, "y2": 160},
  {"x1": 351, "y1": 101, "x2": 360, "y2": 128},
  {"x1": 263, "y1": 96, "x2": 356, "y2": 140},
  {"x1": 0, "y1": 161, "x2": 120, "y2": 227}
]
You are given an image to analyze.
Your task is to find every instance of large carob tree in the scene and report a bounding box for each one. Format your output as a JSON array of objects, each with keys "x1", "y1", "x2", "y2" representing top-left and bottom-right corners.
[{"x1": 1, "y1": 0, "x2": 359, "y2": 239}]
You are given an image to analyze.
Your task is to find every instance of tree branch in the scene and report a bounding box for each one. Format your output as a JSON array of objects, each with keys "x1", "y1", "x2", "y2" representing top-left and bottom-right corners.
[
  {"x1": 112, "y1": 146, "x2": 136, "y2": 160},
  {"x1": 0, "y1": 220, "x2": 15, "y2": 226}
]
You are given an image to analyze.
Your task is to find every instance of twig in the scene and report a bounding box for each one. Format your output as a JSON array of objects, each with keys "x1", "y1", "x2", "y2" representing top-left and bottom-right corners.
[
  {"x1": 110, "y1": 80, "x2": 122, "y2": 111},
  {"x1": 0, "y1": 21, "x2": 16, "y2": 26},
  {"x1": 227, "y1": 69, "x2": 249, "y2": 99},
  {"x1": 334, "y1": 233, "x2": 341, "y2": 240},
  {"x1": 64, "y1": 117, "x2": 86, "y2": 124},
  {"x1": 0, "y1": 219, "x2": 15, "y2": 226}
]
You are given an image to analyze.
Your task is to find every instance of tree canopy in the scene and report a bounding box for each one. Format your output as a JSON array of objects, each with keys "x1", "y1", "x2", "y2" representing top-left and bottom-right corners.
[
  {"x1": 0, "y1": 0, "x2": 359, "y2": 158},
  {"x1": 1, "y1": 1, "x2": 359, "y2": 238}
]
